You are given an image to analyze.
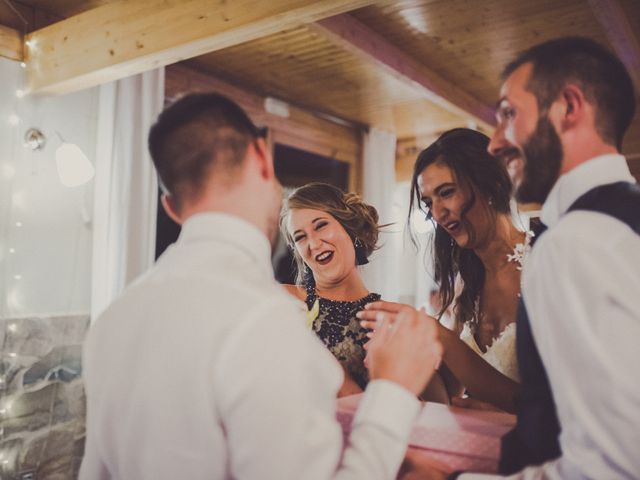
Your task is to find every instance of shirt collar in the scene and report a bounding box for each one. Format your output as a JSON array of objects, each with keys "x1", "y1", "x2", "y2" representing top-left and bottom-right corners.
[
  {"x1": 540, "y1": 154, "x2": 636, "y2": 228},
  {"x1": 178, "y1": 212, "x2": 274, "y2": 278}
]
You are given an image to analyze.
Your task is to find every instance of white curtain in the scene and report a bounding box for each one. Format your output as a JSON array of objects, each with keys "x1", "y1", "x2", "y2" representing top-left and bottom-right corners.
[
  {"x1": 393, "y1": 181, "x2": 437, "y2": 310},
  {"x1": 359, "y1": 127, "x2": 398, "y2": 299},
  {"x1": 90, "y1": 69, "x2": 165, "y2": 321},
  {"x1": 360, "y1": 127, "x2": 437, "y2": 307}
]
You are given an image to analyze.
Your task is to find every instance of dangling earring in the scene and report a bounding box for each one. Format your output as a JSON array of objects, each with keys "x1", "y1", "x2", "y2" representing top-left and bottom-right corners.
[
  {"x1": 488, "y1": 198, "x2": 493, "y2": 206},
  {"x1": 354, "y1": 237, "x2": 369, "y2": 265},
  {"x1": 302, "y1": 263, "x2": 315, "y2": 286}
]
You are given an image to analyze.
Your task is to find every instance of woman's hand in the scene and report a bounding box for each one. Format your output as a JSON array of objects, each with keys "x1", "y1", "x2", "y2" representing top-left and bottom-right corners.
[
  {"x1": 365, "y1": 306, "x2": 443, "y2": 396},
  {"x1": 356, "y1": 300, "x2": 408, "y2": 333},
  {"x1": 359, "y1": 302, "x2": 443, "y2": 369}
]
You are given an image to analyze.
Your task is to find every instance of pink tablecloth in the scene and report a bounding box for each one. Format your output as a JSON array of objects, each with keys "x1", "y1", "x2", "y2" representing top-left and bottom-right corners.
[{"x1": 336, "y1": 394, "x2": 516, "y2": 473}]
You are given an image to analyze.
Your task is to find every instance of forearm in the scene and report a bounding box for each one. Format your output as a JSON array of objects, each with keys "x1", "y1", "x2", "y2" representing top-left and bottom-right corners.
[
  {"x1": 338, "y1": 365, "x2": 364, "y2": 398},
  {"x1": 419, "y1": 369, "x2": 456, "y2": 404},
  {"x1": 438, "y1": 325, "x2": 520, "y2": 412},
  {"x1": 336, "y1": 380, "x2": 422, "y2": 480}
]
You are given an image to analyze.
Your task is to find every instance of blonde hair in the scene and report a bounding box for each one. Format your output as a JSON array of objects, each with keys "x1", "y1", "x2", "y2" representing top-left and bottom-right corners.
[{"x1": 280, "y1": 182, "x2": 381, "y2": 285}]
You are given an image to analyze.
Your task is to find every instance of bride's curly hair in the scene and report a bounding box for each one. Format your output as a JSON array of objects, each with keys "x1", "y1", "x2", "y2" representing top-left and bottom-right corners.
[
  {"x1": 280, "y1": 182, "x2": 381, "y2": 285},
  {"x1": 409, "y1": 129, "x2": 512, "y2": 328}
]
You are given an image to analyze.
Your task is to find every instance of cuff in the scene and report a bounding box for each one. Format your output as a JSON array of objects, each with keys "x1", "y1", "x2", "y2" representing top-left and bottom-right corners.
[{"x1": 355, "y1": 379, "x2": 421, "y2": 440}]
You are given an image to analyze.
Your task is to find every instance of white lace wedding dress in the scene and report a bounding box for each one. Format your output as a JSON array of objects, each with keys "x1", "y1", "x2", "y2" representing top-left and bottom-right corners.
[
  {"x1": 456, "y1": 230, "x2": 534, "y2": 383},
  {"x1": 460, "y1": 322, "x2": 519, "y2": 381}
]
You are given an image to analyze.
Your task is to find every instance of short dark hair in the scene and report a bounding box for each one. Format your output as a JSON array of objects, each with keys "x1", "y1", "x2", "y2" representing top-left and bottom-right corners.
[
  {"x1": 502, "y1": 36, "x2": 636, "y2": 150},
  {"x1": 148, "y1": 93, "x2": 264, "y2": 210}
]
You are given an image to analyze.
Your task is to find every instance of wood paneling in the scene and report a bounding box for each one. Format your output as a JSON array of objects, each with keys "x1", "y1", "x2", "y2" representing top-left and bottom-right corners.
[
  {"x1": 588, "y1": 0, "x2": 640, "y2": 91},
  {"x1": 24, "y1": 0, "x2": 376, "y2": 94},
  {"x1": 312, "y1": 13, "x2": 494, "y2": 129},
  {"x1": 165, "y1": 63, "x2": 362, "y2": 192},
  {"x1": 2, "y1": 0, "x2": 638, "y2": 157},
  {"x1": 352, "y1": 0, "x2": 612, "y2": 105},
  {"x1": 189, "y1": 24, "x2": 472, "y2": 140},
  {"x1": 17, "y1": 0, "x2": 111, "y2": 18},
  {"x1": 0, "y1": 24, "x2": 21, "y2": 61},
  {"x1": 0, "y1": 0, "x2": 109, "y2": 32}
]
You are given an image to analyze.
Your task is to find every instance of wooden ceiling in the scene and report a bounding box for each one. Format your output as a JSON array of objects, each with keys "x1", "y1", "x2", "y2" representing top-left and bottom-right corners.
[
  {"x1": 185, "y1": 23, "x2": 468, "y2": 139},
  {"x1": 1, "y1": 0, "x2": 639, "y2": 156}
]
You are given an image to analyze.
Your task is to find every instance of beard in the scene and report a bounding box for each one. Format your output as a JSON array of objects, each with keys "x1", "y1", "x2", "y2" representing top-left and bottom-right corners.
[{"x1": 516, "y1": 116, "x2": 563, "y2": 204}]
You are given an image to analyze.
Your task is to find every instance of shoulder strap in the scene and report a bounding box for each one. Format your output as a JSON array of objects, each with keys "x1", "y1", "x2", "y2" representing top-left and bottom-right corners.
[{"x1": 567, "y1": 181, "x2": 640, "y2": 235}]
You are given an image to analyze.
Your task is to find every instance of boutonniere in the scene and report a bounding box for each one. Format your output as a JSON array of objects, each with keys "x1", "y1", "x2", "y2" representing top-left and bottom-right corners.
[{"x1": 306, "y1": 299, "x2": 319, "y2": 329}]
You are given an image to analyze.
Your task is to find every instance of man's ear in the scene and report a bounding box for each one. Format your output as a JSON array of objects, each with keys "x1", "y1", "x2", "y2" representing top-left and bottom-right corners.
[
  {"x1": 252, "y1": 137, "x2": 275, "y2": 181},
  {"x1": 161, "y1": 194, "x2": 183, "y2": 225},
  {"x1": 559, "y1": 84, "x2": 585, "y2": 130}
]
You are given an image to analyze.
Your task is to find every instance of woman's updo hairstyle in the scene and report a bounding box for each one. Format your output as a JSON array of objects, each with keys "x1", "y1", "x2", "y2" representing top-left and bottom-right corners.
[{"x1": 280, "y1": 182, "x2": 381, "y2": 284}]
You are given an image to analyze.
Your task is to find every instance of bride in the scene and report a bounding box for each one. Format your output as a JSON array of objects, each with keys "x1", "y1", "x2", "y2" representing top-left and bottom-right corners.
[{"x1": 360, "y1": 128, "x2": 530, "y2": 412}]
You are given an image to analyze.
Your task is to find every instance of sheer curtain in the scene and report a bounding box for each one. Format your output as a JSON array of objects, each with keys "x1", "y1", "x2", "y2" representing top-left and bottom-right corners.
[
  {"x1": 359, "y1": 127, "x2": 436, "y2": 306},
  {"x1": 91, "y1": 69, "x2": 164, "y2": 321},
  {"x1": 360, "y1": 127, "x2": 398, "y2": 299}
]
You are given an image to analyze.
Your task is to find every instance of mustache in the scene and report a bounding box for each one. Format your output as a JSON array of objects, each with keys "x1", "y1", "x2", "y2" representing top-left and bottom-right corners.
[{"x1": 496, "y1": 147, "x2": 521, "y2": 163}]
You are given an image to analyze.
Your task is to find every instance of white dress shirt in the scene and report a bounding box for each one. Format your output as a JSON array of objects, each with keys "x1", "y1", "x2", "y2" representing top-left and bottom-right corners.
[
  {"x1": 460, "y1": 154, "x2": 640, "y2": 479},
  {"x1": 80, "y1": 213, "x2": 420, "y2": 480}
]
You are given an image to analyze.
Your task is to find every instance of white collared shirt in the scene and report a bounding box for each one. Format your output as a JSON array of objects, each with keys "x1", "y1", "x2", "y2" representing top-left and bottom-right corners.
[
  {"x1": 461, "y1": 154, "x2": 640, "y2": 479},
  {"x1": 80, "y1": 213, "x2": 420, "y2": 480}
]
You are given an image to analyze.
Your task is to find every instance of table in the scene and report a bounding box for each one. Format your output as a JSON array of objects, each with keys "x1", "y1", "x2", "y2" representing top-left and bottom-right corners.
[{"x1": 336, "y1": 394, "x2": 516, "y2": 473}]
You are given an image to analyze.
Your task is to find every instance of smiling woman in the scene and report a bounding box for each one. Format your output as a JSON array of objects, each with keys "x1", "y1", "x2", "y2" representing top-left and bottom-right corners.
[
  {"x1": 279, "y1": 183, "x2": 382, "y2": 397},
  {"x1": 359, "y1": 128, "x2": 530, "y2": 412},
  {"x1": 411, "y1": 128, "x2": 526, "y2": 407}
]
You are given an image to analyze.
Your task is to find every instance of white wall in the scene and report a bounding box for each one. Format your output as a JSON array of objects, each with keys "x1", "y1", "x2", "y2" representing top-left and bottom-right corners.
[{"x1": 0, "y1": 58, "x2": 99, "y2": 318}]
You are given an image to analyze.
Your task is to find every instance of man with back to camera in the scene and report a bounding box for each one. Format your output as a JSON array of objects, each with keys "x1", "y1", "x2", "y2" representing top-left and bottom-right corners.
[
  {"x1": 403, "y1": 36, "x2": 640, "y2": 480},
  {"x1": 80, "y1": 92, "x2": 444, "y2": 480}
]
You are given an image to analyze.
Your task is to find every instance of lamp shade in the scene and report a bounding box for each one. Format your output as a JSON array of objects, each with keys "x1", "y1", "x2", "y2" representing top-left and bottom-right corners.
[{"x1": 55, "y1": 142, "x2": 94, "y2": 187}]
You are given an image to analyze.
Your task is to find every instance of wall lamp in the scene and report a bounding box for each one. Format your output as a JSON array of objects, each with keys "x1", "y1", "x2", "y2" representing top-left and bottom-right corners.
[{"x1": 23, "y1": 128, "x2": 95, "y2": 187}]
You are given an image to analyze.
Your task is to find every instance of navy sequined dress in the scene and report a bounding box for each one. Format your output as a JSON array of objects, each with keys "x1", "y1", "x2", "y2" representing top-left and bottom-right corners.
[{"x1": 304, "y1": 281, "x2": 380, "y2": 389}]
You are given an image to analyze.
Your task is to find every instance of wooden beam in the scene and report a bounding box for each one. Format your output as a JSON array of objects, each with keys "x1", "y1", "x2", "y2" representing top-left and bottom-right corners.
[
  {"x1": 588, "y1": 0, "x2": 640, "y2": 91},
  {"x1": 25, "y1": 0, "x2": 376, "y2": 95},
  {"x1": 0, "y1": 24, "x2": 22, "y2": 61},
  {"x1": 311, "y1": 13, "x2": 495, "y2": 130}
]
